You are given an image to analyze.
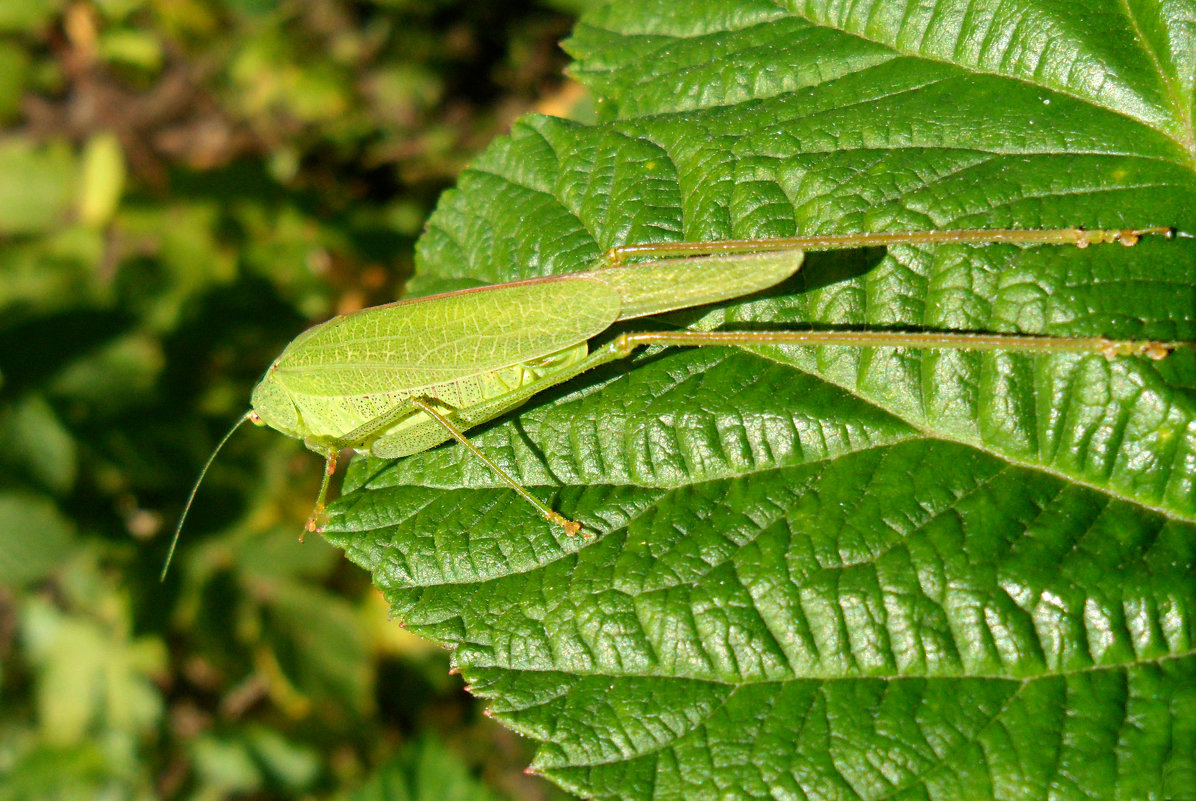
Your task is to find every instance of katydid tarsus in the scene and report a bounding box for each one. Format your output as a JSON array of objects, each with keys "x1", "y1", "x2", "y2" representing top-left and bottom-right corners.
[{"x1": 162, "y1": 225, "x2": 1186, "y2": 578}]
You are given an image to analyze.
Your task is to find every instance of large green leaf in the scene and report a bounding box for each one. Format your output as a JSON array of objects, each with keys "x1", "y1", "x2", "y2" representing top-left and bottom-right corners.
[{"x1": 324, "y1": 1, "x2": 1196, "y2": 798}]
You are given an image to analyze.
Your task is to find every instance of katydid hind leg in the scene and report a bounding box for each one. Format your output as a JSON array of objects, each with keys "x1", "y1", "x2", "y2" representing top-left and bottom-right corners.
[{"x1": 601, "y1": 226, "x2": 1173, "y2": 265}]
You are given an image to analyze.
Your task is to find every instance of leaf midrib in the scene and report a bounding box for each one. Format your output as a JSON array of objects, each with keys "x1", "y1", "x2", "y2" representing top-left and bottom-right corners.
[
  {"x1": 774, "y1": 2, "x2": 1196, "y2": 168},
  {"x1": 464, "y1": 652, "x2": 1194, "y2": 691}
]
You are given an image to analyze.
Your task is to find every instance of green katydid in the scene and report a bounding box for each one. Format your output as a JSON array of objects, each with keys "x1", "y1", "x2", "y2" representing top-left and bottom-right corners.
[{"x1": 163, "y1": 225, "x2": 1185, "y2": 578}]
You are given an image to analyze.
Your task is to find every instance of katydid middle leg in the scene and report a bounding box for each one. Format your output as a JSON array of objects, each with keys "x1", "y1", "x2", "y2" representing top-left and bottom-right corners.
[
  {"x1": 302, "y1": 394, "x2": 583, "y2": 535},
  {"x1": 407, "y1": 397, "x2": 581, "y2": 535}
]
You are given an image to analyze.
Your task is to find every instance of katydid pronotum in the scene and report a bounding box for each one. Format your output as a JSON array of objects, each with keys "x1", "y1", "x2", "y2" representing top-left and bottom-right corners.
[{"x1": 163, "y1": 225, "x2": 1186, "y2": 577}]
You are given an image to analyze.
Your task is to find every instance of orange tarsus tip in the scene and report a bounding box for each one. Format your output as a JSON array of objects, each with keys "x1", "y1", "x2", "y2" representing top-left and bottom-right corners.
[
  {"x1": 547, "y1": 510, "x2": 583, "y2": 537},
  {"x1": 1115, "y1": 225, "x2": 1175, "y2": 246},
  {"x1": 303, "y1": 505, "x2": 325, "y2": 537},
  {"x1": 524, "y1": 766, "x2": 539, "y2": 776},
  {"x1": 1078, "y1": 226, "x2": 1173, "y2": 248},
  {"x1": 1098, "y1": 339, "x2": 1179, "y2": 361}
]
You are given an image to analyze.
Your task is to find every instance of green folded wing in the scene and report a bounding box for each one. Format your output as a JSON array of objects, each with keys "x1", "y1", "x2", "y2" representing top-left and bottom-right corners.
[{"x1": 273, "y1": 277, "x2": 621, "y2": 396}]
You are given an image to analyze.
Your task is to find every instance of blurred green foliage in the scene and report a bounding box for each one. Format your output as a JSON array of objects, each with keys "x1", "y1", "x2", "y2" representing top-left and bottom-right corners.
[{"x1": 0, "y1": 0, "x2": 589, "y2": 798}]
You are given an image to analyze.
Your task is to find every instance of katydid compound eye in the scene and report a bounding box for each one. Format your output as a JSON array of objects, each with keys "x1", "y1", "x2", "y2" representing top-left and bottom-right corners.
[{"x1": 249, "y1": 411, "x2": 264, "y2": 426}]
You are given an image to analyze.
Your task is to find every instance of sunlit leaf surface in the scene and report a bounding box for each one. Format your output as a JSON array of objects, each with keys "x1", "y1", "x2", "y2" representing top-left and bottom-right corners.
[{"x1": 325, "y1": 2, "x2": 1196, "y2": 798}]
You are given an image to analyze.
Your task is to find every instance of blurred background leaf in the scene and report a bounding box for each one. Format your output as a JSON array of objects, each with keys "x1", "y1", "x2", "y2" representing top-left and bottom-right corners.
[{"x1": 0, "y1": 0, "x2": 592, "y2": 798}]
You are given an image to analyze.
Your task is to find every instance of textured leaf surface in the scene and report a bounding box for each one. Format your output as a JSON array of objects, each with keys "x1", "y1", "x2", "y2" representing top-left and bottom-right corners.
[{"x1": 324, "y1": 1, "x2": 1196, "y2": 798}]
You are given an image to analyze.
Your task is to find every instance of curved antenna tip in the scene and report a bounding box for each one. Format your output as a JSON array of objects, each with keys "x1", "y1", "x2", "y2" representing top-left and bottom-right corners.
[{"x1": 160, "y1": 411, "x2": 254, "y2": 581}]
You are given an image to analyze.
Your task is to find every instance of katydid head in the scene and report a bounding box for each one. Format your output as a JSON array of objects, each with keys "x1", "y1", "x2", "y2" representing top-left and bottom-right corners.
[
  {"x1": 249, "y1": 370, "x2": 302, "y2": 438},
  {"x1": 160, "y1": 411, "x2": 254, "y2": 581}
]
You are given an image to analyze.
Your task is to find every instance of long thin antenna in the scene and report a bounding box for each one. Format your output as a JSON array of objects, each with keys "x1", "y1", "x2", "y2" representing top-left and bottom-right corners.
[{"x1": 161, "y1": 411, "x2": 253, "y2": 581}]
